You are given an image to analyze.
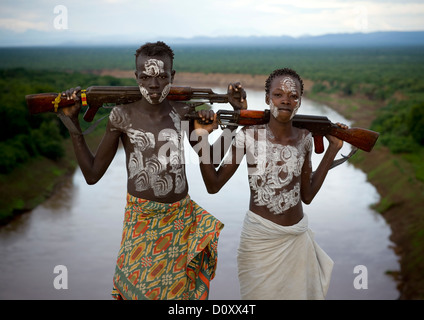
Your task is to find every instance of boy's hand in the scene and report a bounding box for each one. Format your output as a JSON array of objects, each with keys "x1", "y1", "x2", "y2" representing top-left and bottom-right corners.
[
  {"x1": 61, "y1": 86, "x2": 82, "y2": 119},
  {"x1": 228, "y1": 82, "x2": 247, "y2": 111},
  {"x1": 194, "y1": 109, "x2": 218, "y2": 133},
  {"x1": 326, "y1": 122, "x2": 348, "y2": 150}
]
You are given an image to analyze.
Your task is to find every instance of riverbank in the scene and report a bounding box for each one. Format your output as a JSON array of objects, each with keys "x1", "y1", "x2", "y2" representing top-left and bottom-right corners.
[
  {"x1": 304, "y1": 90, "x2": 424, "y2": 300},
  {"x1": 0, "y1": 129, "x2": 102, "y2": 225}
]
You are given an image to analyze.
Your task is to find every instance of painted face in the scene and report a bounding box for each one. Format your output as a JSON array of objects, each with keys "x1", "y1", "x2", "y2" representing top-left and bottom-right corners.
[
  {"x1": 135, "y1": 56, "x2": 173, "y2": 105},
  {"x1": 143, "y1": 59, "x2": 165, "y2": 77},
  {"x1": 268, "y1": 76, "x2": 301, "y2": 120}
]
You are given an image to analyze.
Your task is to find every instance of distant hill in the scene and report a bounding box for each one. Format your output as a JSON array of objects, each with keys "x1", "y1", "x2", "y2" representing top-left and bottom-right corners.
[
  {"x1": 166, "y1": 31, "x2": 424, "y2": 47},
  {"x1": 1, "y1": 30, "x2": 423, "y2": 48}
]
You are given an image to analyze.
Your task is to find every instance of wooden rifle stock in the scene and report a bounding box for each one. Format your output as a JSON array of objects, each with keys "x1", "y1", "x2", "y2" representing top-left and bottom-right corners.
[
  {"x1": 26, "y1": 86, "x2": 238, "y2": 122},
  {"x1": 211, "y1": 109, "x2": 379, "y2": 154}
]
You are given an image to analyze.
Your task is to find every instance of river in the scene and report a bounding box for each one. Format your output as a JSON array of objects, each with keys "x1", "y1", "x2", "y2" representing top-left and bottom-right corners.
[{"x1": 0, "y1": 88, "x2": 399, "y2": 300}]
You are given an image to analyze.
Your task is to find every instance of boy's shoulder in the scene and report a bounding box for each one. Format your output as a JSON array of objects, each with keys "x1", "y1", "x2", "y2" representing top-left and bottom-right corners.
[
  {"x1": 169, "y1": 101, "x2": 192, "y2": 117},
  {"x1": 239, "y1": 124, "x2": 266, "y2": 132},
  {"x1": 295, "y1": 127, "x2": 312, "y2": 139},
  {"x1": 109, "y1": 104, "x2": 133, "y2": 131},
  {"x1": 295, "y1": 127, "x2": 313, "y2": 151},
  {"x1": 110, "y1": 102, "x2": 136, "y2": 116}
]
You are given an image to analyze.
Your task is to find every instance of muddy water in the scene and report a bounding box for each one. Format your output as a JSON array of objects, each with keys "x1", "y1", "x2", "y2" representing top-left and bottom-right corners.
[{"x1": 0, "y1": 89, "x2": 399, "y2": 299}]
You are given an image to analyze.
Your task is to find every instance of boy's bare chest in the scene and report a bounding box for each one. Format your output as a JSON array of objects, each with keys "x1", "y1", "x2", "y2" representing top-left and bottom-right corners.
[
  {"x1": 258, "y1": 142, "x2": 305, "y2": 180},
  {"x1": 132, "y1": 107, "x2": 180, "y2": 131},
  {"x1": 125, "y1": 118, "x2": 181, "y2": 153},
  {"x1": 112, "y1": 106, "x2": 181, "y2": 147},
  {"x1": 115, "y1": 106, "x2": 188, "y2": 198}
]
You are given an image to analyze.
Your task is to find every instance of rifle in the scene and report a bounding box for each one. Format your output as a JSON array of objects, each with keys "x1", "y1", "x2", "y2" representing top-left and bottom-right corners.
[
  {"x1": 25, "y1": 86, "x2": 239, "y2": 122},
  {"x1": 186, "y1": 109, "x2": 379, "y2": 154},
  {"x1": 26, "y1": 86, "x2": 379, "y2": 154}
]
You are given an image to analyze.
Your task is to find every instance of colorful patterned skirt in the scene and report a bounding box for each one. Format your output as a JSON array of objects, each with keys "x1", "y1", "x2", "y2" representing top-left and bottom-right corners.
[{"x1": 111, "y1": 193, "x2": 223, "y2": 300}]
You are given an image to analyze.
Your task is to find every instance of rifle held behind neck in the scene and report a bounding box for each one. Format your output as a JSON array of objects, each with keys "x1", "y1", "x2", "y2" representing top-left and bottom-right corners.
[{"x1": 26, "y1": 85, "x2": 237, "y2": 122}]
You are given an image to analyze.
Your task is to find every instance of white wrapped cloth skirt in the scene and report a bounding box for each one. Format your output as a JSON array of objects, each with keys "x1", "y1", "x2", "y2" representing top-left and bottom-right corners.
[{"x1": 237, "y1": 210, "x2": 333, "y2": 300}]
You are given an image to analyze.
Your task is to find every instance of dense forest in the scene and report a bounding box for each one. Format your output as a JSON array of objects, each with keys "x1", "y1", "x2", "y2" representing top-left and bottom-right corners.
[{"x1": 0, "y1": 68, "x2": 134, "y2": 174}]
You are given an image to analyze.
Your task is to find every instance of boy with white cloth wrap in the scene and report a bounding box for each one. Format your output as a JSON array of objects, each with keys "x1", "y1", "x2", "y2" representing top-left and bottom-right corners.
[
  {"x1": 238, "y1": 210, "x2": 333, "y2": 299},
  {"x1": 194, "y1": 68, "x2": 347, "y2": 299}
]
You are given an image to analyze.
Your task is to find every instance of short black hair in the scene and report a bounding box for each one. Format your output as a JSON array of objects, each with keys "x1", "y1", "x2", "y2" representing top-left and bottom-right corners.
[
  {"x1": 265, "y1": 68, "x2": 304, "y2": 96},
  {"x1": 135, "y1": 41, "x2": 175, "y2": 68}
]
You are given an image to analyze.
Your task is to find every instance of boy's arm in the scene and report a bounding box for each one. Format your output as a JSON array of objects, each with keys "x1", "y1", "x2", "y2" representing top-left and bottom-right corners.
[
  {"x1": 193, "y1": 128, "x2": 244, "y2": 194},
  {"x1": 301, "y1": 131, "x2": 344, "y2": 204},
  {"x1": 60, "y1": 88, "x2": 121, "y2": 185},
  {"x1": 189, "y1": 83, "x2": 247, "y2": 167}
]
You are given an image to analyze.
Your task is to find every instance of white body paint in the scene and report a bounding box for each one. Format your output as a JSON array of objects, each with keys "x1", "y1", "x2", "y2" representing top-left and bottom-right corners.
[
  {"x1": 109, "y1": 106, "x2": 186, "y2": 198},
  {"x1": 234, "y1": 125, "x2": 312, "y2": 214}
]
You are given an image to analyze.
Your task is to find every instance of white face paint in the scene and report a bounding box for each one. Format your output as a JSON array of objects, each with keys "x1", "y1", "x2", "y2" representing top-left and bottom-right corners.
[
  {"x1": 269, "y1": 100, "x2": 279, "y2": 118},
  {"x1": 139, "y1": 85, "x2": 153, "y2": 104},
  {"x1": 143, "y1": 59, "x2": 165, "y2": 76},
  {"x1": 159, "y1": 83, "x2": 171, "y2": 103},
  {"x1": 269, "y1": 77, "x2": 301, "y2": 120},
  {"x1": 280, "y1": 77, "x2": 300, "y2": 119},
  {"x1": 280, "y1": 77, "x2": 297, "y2": 95},
  {"x1": 138, "y1": 58, "x2": 171, "y2": 104},
  {"x1": 139, "y1": 83, "x2": 171, "y2": 104}
]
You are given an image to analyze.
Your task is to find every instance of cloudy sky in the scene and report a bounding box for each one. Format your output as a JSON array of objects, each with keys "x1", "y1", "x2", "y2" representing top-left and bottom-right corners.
[{"x1": 1, "y1": 0, "x2": 423, "y2": 46}]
